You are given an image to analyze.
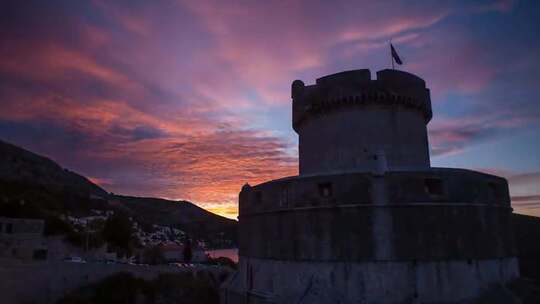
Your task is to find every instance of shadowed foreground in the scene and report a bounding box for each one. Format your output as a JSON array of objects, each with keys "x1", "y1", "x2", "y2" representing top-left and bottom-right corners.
[{"x1": 57, "y1": 272, "x2": 225, "y2": 304}]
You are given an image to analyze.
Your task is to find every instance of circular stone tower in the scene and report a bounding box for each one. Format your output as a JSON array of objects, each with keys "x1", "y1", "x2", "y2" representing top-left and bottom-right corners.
[{"x1": 222, "y1": 69, "x2": 518, "y2": 304}]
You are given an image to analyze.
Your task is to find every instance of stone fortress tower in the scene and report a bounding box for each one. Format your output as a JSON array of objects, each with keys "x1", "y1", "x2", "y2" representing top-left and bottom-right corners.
[{"x1": 222, "y1": 69, "x2": 519, "y2": 304}]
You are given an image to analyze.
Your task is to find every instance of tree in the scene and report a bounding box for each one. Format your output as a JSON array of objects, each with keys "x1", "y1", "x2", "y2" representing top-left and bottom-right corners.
[
  {"x1": 183, "y1": 238, "x2": 193, "y2": 263},
  {"x1": 102, "y1": 213, "x2": 135, "y2": 257},
  {"x1": 142, "y1": 245, "x2": 165, "y2": 265},
  {"x1": 44, "y1": 216, "x2": 73, "y2": 236}
]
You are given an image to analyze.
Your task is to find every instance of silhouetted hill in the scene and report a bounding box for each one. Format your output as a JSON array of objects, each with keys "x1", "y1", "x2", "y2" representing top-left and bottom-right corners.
[
  {"x1": 110, "y1": 195, "x2": 237, "y2": 245},
  {"x1": 0, "y1": 139, "x2": 237, "y2": 244},
  {"x1": 0, "y1": 140, "x2": 110, "y2": 216},
  {"x1": 0, "y1": 139, "x2": 108, "y2": 198}
]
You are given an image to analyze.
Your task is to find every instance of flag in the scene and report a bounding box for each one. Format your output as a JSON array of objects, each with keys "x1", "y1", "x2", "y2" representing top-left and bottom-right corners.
[{"x1": 390, "y1": 43, "x2": 403, "y2": 65}]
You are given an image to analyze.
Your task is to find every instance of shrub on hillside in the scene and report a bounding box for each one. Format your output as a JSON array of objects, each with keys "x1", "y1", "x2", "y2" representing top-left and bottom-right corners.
[
  {"x1": 56, "y1": 272, "x2": 147, "y2": 304},
  {"x1": 44, "y1": 216, "x2": 74, "y2": 236},
  {"x1": 102, "y1": 213, "x2": 136, "y2": 257},
  {"x1": 56, "y1": 272, "x2": 220, "y2": 304},
  {"x1": 142, "y1": 245, "x2": 165, "y2": 265}
]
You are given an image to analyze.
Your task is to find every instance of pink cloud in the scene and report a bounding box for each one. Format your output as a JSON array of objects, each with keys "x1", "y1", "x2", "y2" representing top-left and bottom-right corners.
[
  {"x1": 177, "y1": 0, "x2": 486, "y2": 105},
  {"x1": 429, "y1": 106, "x2": 540, "y2": 158},
  {"x1": 0, "y1": 0, "x2": 530, "y2": 219}
]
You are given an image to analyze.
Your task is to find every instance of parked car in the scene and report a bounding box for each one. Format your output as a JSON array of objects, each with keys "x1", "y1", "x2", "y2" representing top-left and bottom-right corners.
[{"x1": 63, "y1": 256, "x2": 86, "y2": 263}]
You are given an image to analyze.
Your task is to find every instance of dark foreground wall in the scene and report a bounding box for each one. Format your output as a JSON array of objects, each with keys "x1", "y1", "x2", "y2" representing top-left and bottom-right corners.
[
  {"x1": 513, "y1": 214, "x2": 540, "y2": 280},
  {"x1": 0, "y1": 260, "x2": 230, "y2": 304}
]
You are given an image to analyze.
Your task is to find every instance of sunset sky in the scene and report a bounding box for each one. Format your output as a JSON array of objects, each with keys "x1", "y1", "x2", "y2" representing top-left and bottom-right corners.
[{"x1": 1, "y1": 0, "x2": 539, "y2": 219}]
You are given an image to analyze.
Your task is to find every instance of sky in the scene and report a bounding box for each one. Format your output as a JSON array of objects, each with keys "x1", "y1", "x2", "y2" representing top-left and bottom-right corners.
[{"x1": 0, "y1": 0, "x2": 539, "y2": 219}]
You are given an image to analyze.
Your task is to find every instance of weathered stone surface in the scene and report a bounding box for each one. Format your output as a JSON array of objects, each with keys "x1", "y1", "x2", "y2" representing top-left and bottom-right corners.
[{"x1": 223, "y1": 257, "x2": 518, "y2": 304}]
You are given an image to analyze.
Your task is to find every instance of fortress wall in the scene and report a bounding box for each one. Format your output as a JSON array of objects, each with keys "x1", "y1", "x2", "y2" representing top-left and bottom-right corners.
[
  {"x1": 239, "y1": 169, "x2": 511, "y2": 215},
  {"x1": 239, "y1": 205, "x2": 515, "y2": 261},
  {"x1": 298, "y1": 107, "x2": 430, "y2": 174},
  {"x1": 223, "y1": 256, "x2": 519, "y2": 304},
  {"x1": 0, "y1": 261, "x2": 228, "y2": 304},
  {"x1": 238, "y1": 169, "x2": 514, "y2": 263}
]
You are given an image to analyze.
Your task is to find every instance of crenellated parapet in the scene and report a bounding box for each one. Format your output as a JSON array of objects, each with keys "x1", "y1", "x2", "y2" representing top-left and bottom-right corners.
[{"x1": 292, "y1": 69, "x2": 432, "y2": 132}]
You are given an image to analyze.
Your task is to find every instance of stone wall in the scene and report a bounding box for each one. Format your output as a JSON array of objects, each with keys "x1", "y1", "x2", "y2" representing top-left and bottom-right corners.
[
  {"x1": 240, "y1": 168, "x2": 510, "y2": 215},
  {"x1": 239, "y1": 205, "x2": 514, "y2": 261},
  {"x1": 0, "y1": 217, "x2": 47, "y2": 261},
  {"x1": 238, "y1": 169, "x2": 514, "y2": 262},
  {"x1": 0, "y1": 260, "x2": 229, "y2": 304},
  {"x1": 222, "y1": 256, "x2": 519, "y2": 304}
]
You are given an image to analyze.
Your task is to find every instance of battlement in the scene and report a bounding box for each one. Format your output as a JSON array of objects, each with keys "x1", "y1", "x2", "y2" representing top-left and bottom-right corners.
[
  {"x1": 292, "y1": 69, "x2": 432, "y2": 132},
  {"x1": 315, "y1": 69, "x2": 371, "y2": 86}
]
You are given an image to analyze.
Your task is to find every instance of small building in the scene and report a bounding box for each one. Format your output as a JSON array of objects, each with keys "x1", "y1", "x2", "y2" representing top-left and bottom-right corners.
[
  {"x1": 0, "y1": 217, "x2": 48, "y2": 261},
  {"x1": 161, "y1": 243, "x2": 184, "y2": 262}
]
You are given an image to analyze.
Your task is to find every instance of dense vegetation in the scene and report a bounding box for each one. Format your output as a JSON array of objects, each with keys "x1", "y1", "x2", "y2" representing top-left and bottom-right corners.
[
  {"x1": 0, "y1": 181, "x2": 109, "y2": 217},
  {"x1": 102, "y1": 213, "x2": 138, "y2": 257},
  {"x1": 56, "y1": 272, "x2": 221, "y2": 304}
]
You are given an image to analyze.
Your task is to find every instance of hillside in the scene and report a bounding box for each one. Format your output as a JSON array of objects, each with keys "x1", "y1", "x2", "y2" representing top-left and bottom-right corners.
[
  {"x1": 110, "y1": 195, "x2": 237, "y2": 245},
  {"x1": 0, "y1": 139, "x2": 237, "y2": 244},
  {"x1": 0, "y1": 139, "x2": 108, "y2": 198}
]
